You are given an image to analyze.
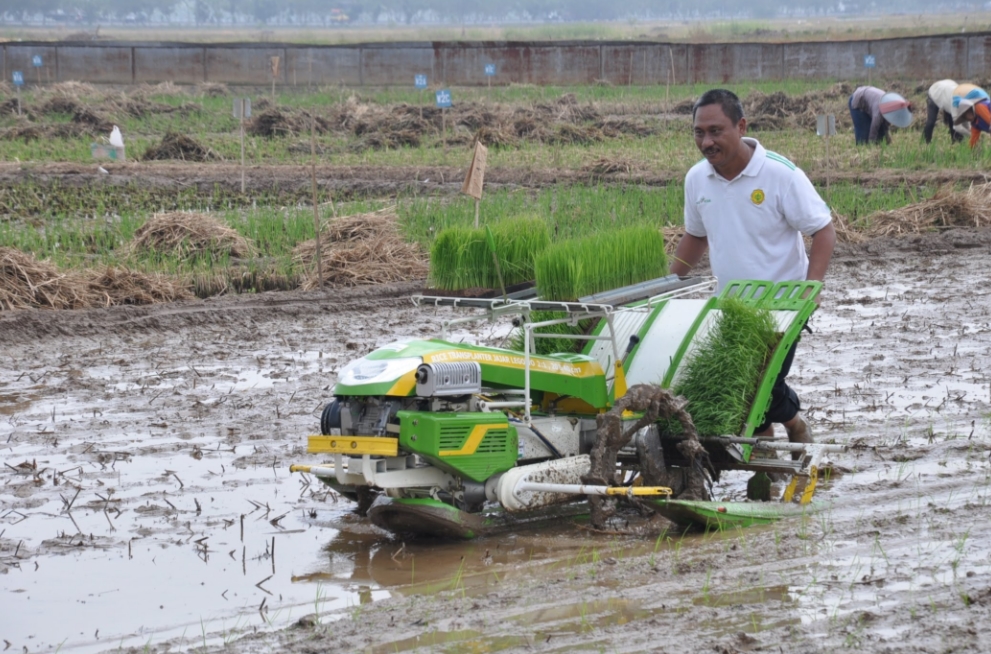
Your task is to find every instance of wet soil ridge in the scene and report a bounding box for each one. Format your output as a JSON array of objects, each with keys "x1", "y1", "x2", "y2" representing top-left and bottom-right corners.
[{"x1": 6, "y1": 165, "x2": 991, "y2": 220}]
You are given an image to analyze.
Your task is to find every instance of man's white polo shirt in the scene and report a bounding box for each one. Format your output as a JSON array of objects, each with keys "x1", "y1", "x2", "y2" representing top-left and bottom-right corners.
[{"x1": 683, "y1": 137, "x2": 831, "y2": 292}]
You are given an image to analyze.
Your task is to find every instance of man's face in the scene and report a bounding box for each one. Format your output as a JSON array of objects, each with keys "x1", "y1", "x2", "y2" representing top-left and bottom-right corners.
[{"x1": 693, "y1": 103, "x2": 746, "y2": 170}]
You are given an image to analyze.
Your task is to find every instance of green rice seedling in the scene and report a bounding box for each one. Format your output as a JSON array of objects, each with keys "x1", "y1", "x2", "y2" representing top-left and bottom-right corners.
[
  {"x1": 673, "y1": 297, "x2": 778, "y2": 436},
  {"x1": 511, "y1": 225, "x2": 667, "y2": 354},
  {"x1": 428, "y1": 216, "x2": 549, "y2": 290},
  {"x1": 534, "y1": 225, "x2": 667, "y2": 301}
]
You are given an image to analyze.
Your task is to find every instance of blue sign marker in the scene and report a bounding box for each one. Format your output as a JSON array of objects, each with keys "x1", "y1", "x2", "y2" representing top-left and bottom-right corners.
[
  {"x1": 435, "y1": 88, "x2": 452, "y2": 108},
  {"x1": 32, "y1": 55, "x2": 43, "y2": 67},
  {"x1": 12, "y1": 71, "x2": 24, "y2": 87},
  {"x1": 484, "y1": 64, "x2": 496, "y2": 77},
  {"x1": 864, "y1": 54, "x2": 876, "y2": 69},
  {"x1": 414, "y1": 74, "x2": 427, "y2": 89}
]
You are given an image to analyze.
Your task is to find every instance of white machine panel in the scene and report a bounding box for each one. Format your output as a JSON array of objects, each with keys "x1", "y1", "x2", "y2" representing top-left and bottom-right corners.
[
  {"x1": 585, "y1": 309, "x2": 650, "y2": 377},
  {"x1": 625, "y1": 299, "x2": 709, "y2": 388}
]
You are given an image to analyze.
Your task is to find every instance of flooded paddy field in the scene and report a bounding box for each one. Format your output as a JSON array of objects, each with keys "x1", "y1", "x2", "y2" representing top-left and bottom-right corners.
[{"x1": 2, "y1": 231, "x2": 991, "y2": 654}]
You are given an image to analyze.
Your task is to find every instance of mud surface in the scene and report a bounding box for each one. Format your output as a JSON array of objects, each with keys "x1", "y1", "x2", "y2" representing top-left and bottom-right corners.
[{"x1": 3, "y1": 232, "x2": 991, "y2": 653}]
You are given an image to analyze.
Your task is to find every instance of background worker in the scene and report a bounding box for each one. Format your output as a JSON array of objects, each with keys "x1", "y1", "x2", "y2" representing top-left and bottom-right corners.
[
  {"x1": 849, "y1": 86, "x2": 914, "y2": 145},
  {"x1": 670, "y1": 88, "x2": 836, "y2": 450},
  {"x1": 952, "y1": 83, "x2": 991, "y2": 148},
  {"x1": 924, "y1": 79, "x2": 971, "y2": 144}
]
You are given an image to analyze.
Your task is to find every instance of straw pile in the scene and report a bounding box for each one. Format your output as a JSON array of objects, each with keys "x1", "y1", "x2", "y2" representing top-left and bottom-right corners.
[
  {"x1": 835, "y1": 183, "x2": 991, "y2": 243},
  {"x1": 549, "y1": 123, "x2": 604, "y2": 145},
  {"x1": 0, "y1": 248, "x2": 92, "y2": 310},
  {"x1": 596, "y1": 117, "x2": 660, "y2": 138},
  {"x1": 473, "y1": 125, "x2": 518, "y2": 148},
  {"x1": 197, "y1": 82, "x2": 230, "y2": 97},
  {"x1": 0, "y1": 98, "x2": 21, "y2": 118},
  {"x1": 37, "y1": 94, "x2": 83, "y2": 116},
  {"x1": 130, "y1": 212, "x2": 253, "y2": 259},
  {"x1": 294, "y1": 207, "x2": 428, "y2": 289},
  {"x1": 129, "y1": 81, "x2": 184, "y2": 100},
  {"x1": 2, "y1": 248, "x2": 193, "y2": 310},
  {"x1": 248, "y1": 108, "x2": 331, "y2": 137},
  {"x1": 744, "y1": 84, "x2": 855, "y2": 132},
  {"x1": 84, "y1": 267, "x2": 194, "y2": 306},
  {"x1": 867, "y1": 184, "x2": 991, "y2": 234},
  {"x1": 1, "y1": 121, "x2": 91, "y2": 141},
  {"x1": 48, "y1": 81, "x2": 98, "y2": 96},
  {"x1": 71, "y1": 107, "x2": 113, "y2": 133},
  {"x1": 323, "y1": 94, "x2": 617, "y2": 151},
  {"x1": 661, "y1": 226, "x2": 685, "y2": 259},
  {"x1": 349, "y1": 129, "x2": 421, "y2": 151},
  {"x1": 143, "y1": 131, "x2": 217, "y2": 162},
  {"x1": 582, "y1": 156, "x2": 637, "y2": 175}
]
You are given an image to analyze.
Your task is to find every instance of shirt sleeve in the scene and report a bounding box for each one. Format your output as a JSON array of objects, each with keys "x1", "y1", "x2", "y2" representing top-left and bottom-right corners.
[
  {"x1": 683, "y1": 172, "x2": 707, "y2": 238},
  {"x1": 971, "y1": 125, "x2": 980, "y2": 149},
  {"x1": 781, "y1": 170, "x2": 833, "y2": 237}
]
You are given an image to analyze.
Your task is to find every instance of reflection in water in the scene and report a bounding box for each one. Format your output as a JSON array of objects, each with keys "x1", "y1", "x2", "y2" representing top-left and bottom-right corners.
[
  {"x1": 295, "y1": 512, "x2": 708, "y2": 595},
  {"x1": 293, "y1": 514, "x2": 630, "y2": 594}
]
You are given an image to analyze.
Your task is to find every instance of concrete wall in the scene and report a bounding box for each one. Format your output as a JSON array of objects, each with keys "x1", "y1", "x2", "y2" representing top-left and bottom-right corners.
[{"x1": 3, "y1": 34, "x2": 990, "y2": 88}]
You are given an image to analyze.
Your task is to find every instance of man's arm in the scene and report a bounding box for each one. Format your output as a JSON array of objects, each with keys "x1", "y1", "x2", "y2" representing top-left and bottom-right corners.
[
  {"x1": 670, "y1": 233, "x2": 709, "y2": 276},
  {"x1": 806, "y1": 223, "x2": 836, "y2": 282}
]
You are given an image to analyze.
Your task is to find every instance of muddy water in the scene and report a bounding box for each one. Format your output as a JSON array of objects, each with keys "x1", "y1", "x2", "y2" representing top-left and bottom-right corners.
[{"x1": 3, "y1": 237, "x2": 991, "y2": 654}]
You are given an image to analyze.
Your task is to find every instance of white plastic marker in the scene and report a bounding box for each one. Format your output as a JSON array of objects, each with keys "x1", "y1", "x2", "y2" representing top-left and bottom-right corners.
[{"x1": 233, "y1": 98, "x2": 251, "y2": 193}]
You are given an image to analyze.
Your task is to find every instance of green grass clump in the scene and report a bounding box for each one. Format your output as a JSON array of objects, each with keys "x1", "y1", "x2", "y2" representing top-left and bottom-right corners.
[
  {"x1": 428, "y1": 216, "x2": 549, "y2": 290},
  {"x1": 673, "y1": 297, "x2": 778, "y2": 436},
  {"x1": 534, "y1": 225, "x2": 667, "y2": 302}
]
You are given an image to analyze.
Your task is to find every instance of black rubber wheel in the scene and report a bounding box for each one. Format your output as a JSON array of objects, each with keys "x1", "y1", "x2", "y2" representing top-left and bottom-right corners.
[{"x1": 320, "y1": 399, "x2": 342, "y2": 435}]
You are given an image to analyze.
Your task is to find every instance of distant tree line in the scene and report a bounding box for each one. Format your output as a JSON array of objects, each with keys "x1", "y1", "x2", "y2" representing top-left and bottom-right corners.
[{"x1": 1, "y1": 0, "x2": 987, "y2": 26}]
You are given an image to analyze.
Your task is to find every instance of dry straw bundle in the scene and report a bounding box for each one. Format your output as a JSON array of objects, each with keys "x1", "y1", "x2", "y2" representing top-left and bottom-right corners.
[
  {"x1": 835, "y1": 183, "x2": 991, "y2": 242},
  {"x1": 128, "y1": 81, "x2": 184, "y2": 101},
  {"x1": 196, "y1": 82, "x2": 230, "y2": 97},
  {"x1": 582, "y1": 156, "x2": 638, "y2": 176},
  {"x1": 248, "y1": 108, "x2": 330, "y2": 137},
  {"x1": 36, "y1": 94, "x2": 82, "y2": 116},
  {"x1": 143, "y1": 131, "x2": 217, "y2": 162},
  {"x1": 294, "y1": 207, "x2": 428, "y2": 289},
  {"x1": 0, "y1": 247, "x2": 93, "y2": 310},
  {"x1": 84, "y1": 266, "x2": 193, "y2": 307},
  {"x1": 661, "y1": 225, "x2": 686, "y2": 258},
  {"x1": 130, "y1": 212, "x2": 254, "y2": 259},
  {"x1": 866, "y1": 183, "x2": 991, "y2": 235},
  {"x1": 48, "y1": 81, "x2": 99, "y2": 96}
]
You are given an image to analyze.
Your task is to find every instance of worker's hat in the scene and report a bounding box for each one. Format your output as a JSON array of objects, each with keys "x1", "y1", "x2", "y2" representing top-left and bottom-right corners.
[
  {"x1": 879, "y1": 92, "x2": 913, "y2": 128},
  {"x1": 952, "y1": 84, "x2": 991, "y2": 124}
]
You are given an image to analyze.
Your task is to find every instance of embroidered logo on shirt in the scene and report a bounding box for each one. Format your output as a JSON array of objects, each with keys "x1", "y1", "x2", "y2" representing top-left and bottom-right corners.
[
  {"x1": 696, "y1": 196, "x2": 712, "y2": 206},
  {"x1": 751, "y1": 189, "x2": 765, "y2": 205}
]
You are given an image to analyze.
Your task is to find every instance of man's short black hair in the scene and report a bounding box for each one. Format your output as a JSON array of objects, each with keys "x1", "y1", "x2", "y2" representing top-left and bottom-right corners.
[{"x1": 692, "y1": 89, "x2": 745, "y2": 124}]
